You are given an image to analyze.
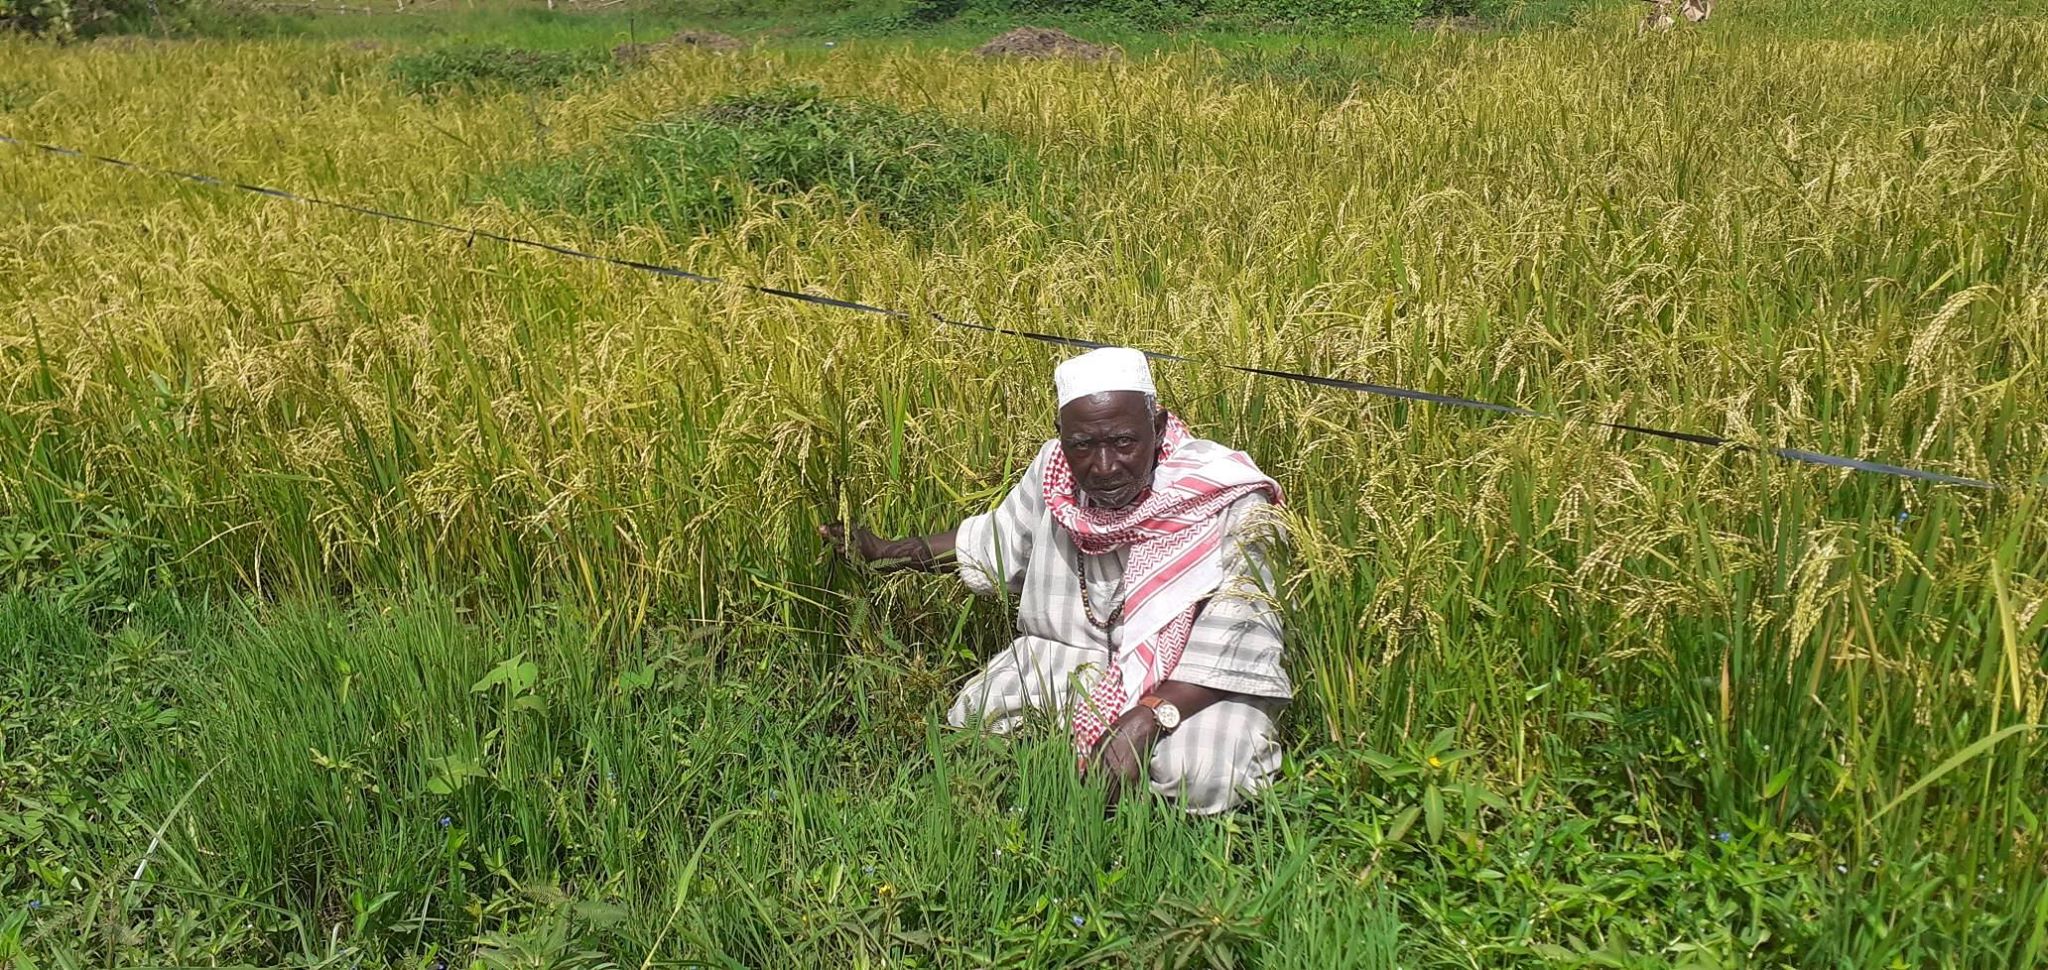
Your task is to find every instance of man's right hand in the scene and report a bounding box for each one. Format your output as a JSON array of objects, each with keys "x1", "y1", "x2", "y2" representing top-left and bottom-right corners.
[{"x1": 819, "y1": 522, "x2": 921, "y2": 569}]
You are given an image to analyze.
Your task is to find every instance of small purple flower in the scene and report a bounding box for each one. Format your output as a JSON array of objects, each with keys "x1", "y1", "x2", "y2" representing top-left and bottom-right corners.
[
  {"x1": 1070, "y1": 914, "x2": 1086, "y2": 928},
  {"x1": 27, "y1": 899, "x2": 42, "y2": 910},
  {"x1": 437, "y1": 816, "x2": 452, "y2": 830},
  {"x1": 863, "y1": 864, "x2": 876, "y2": 876},
  {"x1": 1714, "y1": 831, "x2": 1732, "y2": 843}
]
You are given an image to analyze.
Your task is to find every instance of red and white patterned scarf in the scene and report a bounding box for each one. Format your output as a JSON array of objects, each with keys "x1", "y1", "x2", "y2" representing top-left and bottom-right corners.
[{"x1": 1044, "y1": 413, "x2": 1281, "y2": 751}]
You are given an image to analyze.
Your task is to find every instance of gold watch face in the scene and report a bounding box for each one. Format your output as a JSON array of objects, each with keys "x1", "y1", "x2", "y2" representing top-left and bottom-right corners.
[{"x1": 1153, "y1": 701, "x2": 1181, "y2": 731}]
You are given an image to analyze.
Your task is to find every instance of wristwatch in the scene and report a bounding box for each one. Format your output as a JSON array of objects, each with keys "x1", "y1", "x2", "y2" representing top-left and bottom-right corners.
[{"x1": 1138, "y1": 696, "x2": 1182, "y2": 733}]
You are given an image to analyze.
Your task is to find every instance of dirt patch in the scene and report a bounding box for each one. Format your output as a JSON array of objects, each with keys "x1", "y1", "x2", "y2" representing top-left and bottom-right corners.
[
  {"x1": 973, "y1": 27, "x2": 1113, "y2": 61},
  {"x1": 613, "y1": 29, "x2": 744, "y2": 65},
  {"x1": 1412, "y1": 14, "x2": 1487, "y2": 33}
]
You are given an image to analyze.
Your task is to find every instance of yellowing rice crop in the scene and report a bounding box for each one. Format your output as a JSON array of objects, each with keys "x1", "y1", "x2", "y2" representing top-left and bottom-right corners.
[{"x1": 1, "y1": 4, "x2": 2046, "y2": 965}]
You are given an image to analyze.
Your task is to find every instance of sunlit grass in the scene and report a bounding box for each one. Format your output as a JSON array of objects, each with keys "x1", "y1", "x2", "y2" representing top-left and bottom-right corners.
[{"x1": 0, "y1": 2, "x2": 2045, "y2": 965}]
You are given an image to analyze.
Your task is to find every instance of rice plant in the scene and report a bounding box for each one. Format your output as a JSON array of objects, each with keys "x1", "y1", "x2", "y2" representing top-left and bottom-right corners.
[{"x1": 0, "y1": 2, "x2": 2044, "y2": 965}]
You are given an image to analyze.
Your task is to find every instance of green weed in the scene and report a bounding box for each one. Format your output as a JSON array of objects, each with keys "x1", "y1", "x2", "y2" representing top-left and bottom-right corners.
[
  {"x1": 6, "y1": 592, "x2": 2000, "y2": 965},
  {"x1": 493, "y1": 82, "x2": 1029, "y2": 235},
  {"x1": 0, "y1": 78, "x2": 39, "y2": 112},
  {"x1": 387, "y1": 42, "x2": 614, "y2": 98},
  {"x1": 1218, "y1": 43, "x2": 1388, "y2": 102}
]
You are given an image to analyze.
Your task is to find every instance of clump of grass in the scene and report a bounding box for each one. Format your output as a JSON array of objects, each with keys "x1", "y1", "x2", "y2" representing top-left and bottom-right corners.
[
  {"x1": 0, "y1": 79, "x2": 42, "y2": 113},
  {"x1": 386, "y1": 43, "x2": 613, "y2": 98},
  {"x1": 1218, "y1": 44, "x2": 1388, "y2": 102},
  {"x1": 492, "y1": 82, "x2": 1026, "y2": 235},
  {"x1": 0, "y1": 592, "x2": 1886, "y2": 965}
]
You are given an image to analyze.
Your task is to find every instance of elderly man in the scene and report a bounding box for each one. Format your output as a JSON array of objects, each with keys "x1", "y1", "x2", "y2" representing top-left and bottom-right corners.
[{"x1": 822, "y1": 347, "x2": 1289, "y2": 813}]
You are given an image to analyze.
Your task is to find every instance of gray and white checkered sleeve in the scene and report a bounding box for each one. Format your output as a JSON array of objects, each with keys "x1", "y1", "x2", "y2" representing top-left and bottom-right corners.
[
  {"x1": 956, "y1": 441, "x2": 1056, "y2": 598},
  {"x1": 1171, "y1": 494, "x2": 1291, "y2": 700}
]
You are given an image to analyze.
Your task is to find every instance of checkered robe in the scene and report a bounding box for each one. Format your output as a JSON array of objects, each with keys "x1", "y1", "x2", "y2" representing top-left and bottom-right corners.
[{"x1": 945, "y1": 439, "x2": 1291, "y2": 814}]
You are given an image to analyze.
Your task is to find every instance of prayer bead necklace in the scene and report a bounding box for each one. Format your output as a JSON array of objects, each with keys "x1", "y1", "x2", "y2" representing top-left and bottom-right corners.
[{"x1": 1076, "y1": 551, "x2": 1128, "y2": 632}]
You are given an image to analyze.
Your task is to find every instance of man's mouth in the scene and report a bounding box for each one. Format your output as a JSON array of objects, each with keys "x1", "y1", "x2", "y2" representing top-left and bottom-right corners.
[{"x1": 1087, "y1": 483, "x2": 1141, "y2": 509}]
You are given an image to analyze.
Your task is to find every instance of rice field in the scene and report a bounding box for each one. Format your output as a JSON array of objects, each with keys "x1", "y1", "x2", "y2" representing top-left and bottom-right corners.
[{"x1": 2, "y1": 2, "x2": 2046, "y2": 965}]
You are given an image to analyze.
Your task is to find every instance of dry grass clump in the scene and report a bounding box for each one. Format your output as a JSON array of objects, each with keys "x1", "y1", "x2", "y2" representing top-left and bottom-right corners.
[
  {"x1": 611, "y1": 27, "x2": 743, "y2": 65},
  {"x1": 974, "y1": 26, "x2": 1115, "y2": 60}
]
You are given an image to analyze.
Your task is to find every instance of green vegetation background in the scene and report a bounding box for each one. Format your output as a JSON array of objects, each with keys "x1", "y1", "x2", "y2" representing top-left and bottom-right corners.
[{"x1": 2, "y1": 0, "x2": 2046, "y2": 967}]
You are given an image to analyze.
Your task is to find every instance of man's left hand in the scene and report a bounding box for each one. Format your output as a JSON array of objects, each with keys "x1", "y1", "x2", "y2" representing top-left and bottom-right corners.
[{"x1": 1085, "y1": 707, "x2": 1161, "y2": 807}]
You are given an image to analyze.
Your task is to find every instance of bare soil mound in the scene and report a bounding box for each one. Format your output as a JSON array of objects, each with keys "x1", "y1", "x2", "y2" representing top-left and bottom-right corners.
[
  {"x1": 614, "y1": 29, "x2": 743, "y2": 65},
  {"x1": 973, "y1": 27, "x2": 1112, "y2": 61}
]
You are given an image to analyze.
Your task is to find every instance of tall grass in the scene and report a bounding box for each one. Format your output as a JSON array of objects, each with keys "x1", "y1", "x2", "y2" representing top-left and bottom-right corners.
[
  {"x1": 387, "y1": 43, "x2": 617, "y2": 97},
  {"x1": 492, "y1": 82, "x2": 1031, "y2": 236},
  {"x1": 1, "y1": 1, "x2": 2046, "y2": 964}
]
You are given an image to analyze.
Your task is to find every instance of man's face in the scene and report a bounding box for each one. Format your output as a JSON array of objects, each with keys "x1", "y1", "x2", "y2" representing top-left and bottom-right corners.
[{"x1": 1057, "y1": 391, "x2": 1168, "y2": 510}]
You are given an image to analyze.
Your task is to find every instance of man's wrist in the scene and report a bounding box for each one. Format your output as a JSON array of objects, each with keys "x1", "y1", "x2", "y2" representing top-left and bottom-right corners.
[
  {"x1": 869, "y1": 537, "x2": 921, "y2": 566},
  {"x1": 897, "y1": 535, "x2": 941, "y2": 570},
  {"x1": 1120, "y1": 705, "x2": 1163, "y2": 739}
]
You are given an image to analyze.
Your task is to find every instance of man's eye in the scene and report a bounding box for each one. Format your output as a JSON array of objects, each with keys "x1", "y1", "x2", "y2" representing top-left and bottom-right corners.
[{"x1": 1113, "y1": 437, "x2": 1136, "y2": 449}]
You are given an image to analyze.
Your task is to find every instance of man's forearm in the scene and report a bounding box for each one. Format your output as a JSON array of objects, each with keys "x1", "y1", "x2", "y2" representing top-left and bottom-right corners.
[
  {"x1": 883, "y1": 528, "x2": 956, "y2": 571},
  {"x1": 1147, "y1": 680, "x2": 1232, "y2": 722},
  {"x1": 917, "y1": 530, "x2": 957, "y2": 565},
  {"x1": 1101, "y1": 679, "x2": 1238, "y2": 750}
]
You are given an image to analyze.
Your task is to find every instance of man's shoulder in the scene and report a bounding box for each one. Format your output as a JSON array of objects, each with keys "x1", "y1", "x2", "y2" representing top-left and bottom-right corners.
[
  {"x1": 1006, "y1": 439, "x2": 1061, "y2": 497},
  {"x1": 1025, "y1": 438, "x2": 1061, "y2": 478},
  {"x1": 1180, "y1": 438, "x2": 1277, "y2": 492},
  {"x1": 1181, "y1": 436, "x2": 1265, "y2": 469},
  {"x1": 1190, "y1": 440, "x2": 1283, "y2": 536}
]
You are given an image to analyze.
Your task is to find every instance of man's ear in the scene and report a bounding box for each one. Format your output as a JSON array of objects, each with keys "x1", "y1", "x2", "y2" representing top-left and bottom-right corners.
[{"x1": 1153, "y1": 407, "x2": 1168, "y2": 438}]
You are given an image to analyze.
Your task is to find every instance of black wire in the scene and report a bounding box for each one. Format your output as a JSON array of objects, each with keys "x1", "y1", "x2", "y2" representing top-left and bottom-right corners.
[{"x1": 0, "y1": 133, "x2": 2000, "y2": 491}]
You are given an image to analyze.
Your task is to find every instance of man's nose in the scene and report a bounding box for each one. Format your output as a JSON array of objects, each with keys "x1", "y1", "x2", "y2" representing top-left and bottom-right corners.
[{"x1": 1088, "y1": 450, "x2": 1119, "y2": 479}]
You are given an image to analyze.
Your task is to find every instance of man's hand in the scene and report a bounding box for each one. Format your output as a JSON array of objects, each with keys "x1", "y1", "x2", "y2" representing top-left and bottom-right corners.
[
  {"x1": 819, "y1": 523, "x2": 956, "y2": 572},
  {"x1": 819, "y1": 522, "x2": 907, "y2": 565},
  {"x1": 1085, "y1": 707, "x2": 1162, "y2": 808}
]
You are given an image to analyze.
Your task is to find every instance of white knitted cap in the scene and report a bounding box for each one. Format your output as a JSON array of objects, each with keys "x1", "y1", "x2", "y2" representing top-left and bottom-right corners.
[{"x1": 1053, "y1": 347, "x2": 1154, "y2": 409}]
